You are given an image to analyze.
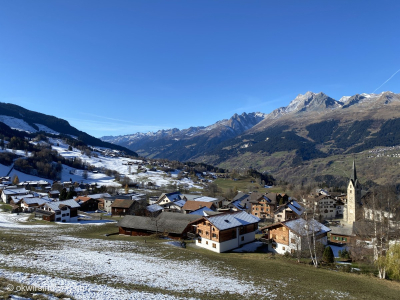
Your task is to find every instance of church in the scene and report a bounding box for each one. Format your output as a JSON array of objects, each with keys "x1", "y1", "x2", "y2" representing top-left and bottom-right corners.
[{"x1": 328, "y1": 160, "x2": 362, "y2": 244}]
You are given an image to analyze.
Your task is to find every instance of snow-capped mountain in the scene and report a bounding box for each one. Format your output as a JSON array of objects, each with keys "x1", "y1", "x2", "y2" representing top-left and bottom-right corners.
[
  {"x1": 101, "y1": 112, "x2": 266, "y2": 161},
  {"x1": 103, "y1": 90, "x2": 400, "y2": 168}
]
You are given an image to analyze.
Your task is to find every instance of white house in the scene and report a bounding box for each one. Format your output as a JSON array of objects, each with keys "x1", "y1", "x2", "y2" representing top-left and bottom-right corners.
[
  {"x1": 191, "y1": 211, "x2": 260, "y2": 253},
  {"x1": 44, "y1": 199, "x2": 80, "y2": 222},
  {"x1": 21, "y1": 197, "x2": 52, "y2": 212},
  {"x1": 262, "y1": 218, "x2": 331, "y2": 255},
  {"x1": 1, "y1": 187, "x2": 29, "y2": 203}
]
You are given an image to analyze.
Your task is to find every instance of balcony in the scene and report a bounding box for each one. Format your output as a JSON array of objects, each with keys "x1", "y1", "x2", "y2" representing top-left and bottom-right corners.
[
  {"x1": 187, "y1": 232, "x2": 199, "y2": 239},
  {"x1": 259, "y1": 237, "x2": 272, "y2": 244}
]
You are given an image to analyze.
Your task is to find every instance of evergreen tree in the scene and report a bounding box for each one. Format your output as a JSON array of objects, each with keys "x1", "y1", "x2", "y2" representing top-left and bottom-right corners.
[
  {"x1": 67, "y1": 186, "x2": 77, "y2": 199},
  {"x1": 323, "y1": 246, "x2": 335, "y2": 264},
  {"x1": 59, "y1": 188, "x2": 68, "y2": 200}
]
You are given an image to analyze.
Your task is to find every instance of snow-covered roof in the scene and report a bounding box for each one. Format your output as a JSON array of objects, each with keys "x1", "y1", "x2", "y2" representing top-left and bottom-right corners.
[
  {"x1": 88, "y1": 193, "x2": 111, "y2": 199},
  {"x1": 19, "y1": 180, "x2": 50, "y2": 185},
  {"x1": 284, "y1": 218, "x2": 331, "y2": 236},
  {"x1": 181, "y1": 194, "x2": 202, "y2": 201},
  {"x1": 189, "y1": 207, "x2": 213, "y2": 216},
  {"x1": 192, "y1": 196, "x2": 219, "y2": 203},
  {"x1": 287, "y1": 200, "x2": 304, "y2": 215},
  {"x1": 206, "y1": 211, "x2": 260, "y2": 230},
  {"x1": 45, "y1": 199, "x2": 80, "y2": 211},
  {"x1": 146, "y1": 204, "x2": 163, "y2": 213},
  {"x1": 23, "y1": 198, "x2": 51, "y2": 206},
  {"x1": 162, "y1": 199, "x2": 186, "y2": 208},
  {"x1": 2, "y1": 188, "x2": 29, "y2": 195}
]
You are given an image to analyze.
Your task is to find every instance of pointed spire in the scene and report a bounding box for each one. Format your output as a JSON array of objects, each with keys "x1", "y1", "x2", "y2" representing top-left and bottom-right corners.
[{"x1": 351, "y1": 160, "x2": 357, "y2": 183}]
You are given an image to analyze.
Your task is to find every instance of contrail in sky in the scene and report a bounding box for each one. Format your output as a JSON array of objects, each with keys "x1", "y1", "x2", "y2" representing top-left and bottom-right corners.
[{"x1": 373, "y1": 68, "x2": 400, "y2": 93}]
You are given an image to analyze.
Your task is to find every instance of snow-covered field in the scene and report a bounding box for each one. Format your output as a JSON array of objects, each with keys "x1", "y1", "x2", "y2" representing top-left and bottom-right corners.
[{"x1": 0, "y1": 212, "x2": 274, "y2": 299}]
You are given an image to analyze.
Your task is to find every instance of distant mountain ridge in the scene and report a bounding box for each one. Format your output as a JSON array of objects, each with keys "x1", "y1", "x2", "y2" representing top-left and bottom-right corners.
[
  {"x1": 101, "y1": 112, "x2": 266, "y2": 160},
  {"x1": 0, "y1": 102, "x2": 138, "y2": 156},
  {"x1": 101, "y1": 91, "x2": 400, "y2": 179}
]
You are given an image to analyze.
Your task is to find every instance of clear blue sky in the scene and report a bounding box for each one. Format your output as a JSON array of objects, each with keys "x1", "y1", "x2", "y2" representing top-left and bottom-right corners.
[{"x1": 1, "y1": 1, "x2": 399, "y2": 138}]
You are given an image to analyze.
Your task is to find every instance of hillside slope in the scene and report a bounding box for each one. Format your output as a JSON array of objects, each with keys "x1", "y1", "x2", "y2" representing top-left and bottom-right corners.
[{"x1": 0, "y1": 102, "x2": 137, "y2": 156}]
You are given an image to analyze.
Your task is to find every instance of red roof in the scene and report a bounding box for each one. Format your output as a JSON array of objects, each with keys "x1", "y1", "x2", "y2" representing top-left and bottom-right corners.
[{"x1": 182, "y1": 201, "x2": 215, "y2": 212}]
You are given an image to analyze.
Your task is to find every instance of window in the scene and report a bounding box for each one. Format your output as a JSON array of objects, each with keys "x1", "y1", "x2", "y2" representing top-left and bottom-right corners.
[
  {"x1": 291, "y1": 238, "x2": 295, "y2": 244},
  {"x1": 197, "y1": 238, "x2": 201, "y2": 243},
  {"x1": 282, "y1": 236, "x2": 286, "y2": 241},
  {"x1": 212, "y1": 243, "x2": 216, "y2": 248},
  {"x1": 206, "y1": 241, "x2": 208, "y2": 245},
  {"x1": 272, "y1": 234, "x2": 277, "y2": 239},
  {"x1": 272, "y1": 244, "x2": 277, "y2": 249},
  {"x1": 241, "y1": 236, "x2": 244, "y2": 241},
  {"x1": 212, "y1": 233, "x2": 217, "y2": 238},
  {"x1": 198, "y1": 229, "x2": 202, "y2": 234},
  {"x1": 255, "y1": 213, "x2": 258, "y2": 216},
  {"x1": 56, "y1": 218, "x2": 61, "y2": 221},
  {"x1": 282, "y1": 247, "x2": 285, "y2": 251},
  {"x1": 206, "y1": 231, "x2": 209, "y2": 236}
]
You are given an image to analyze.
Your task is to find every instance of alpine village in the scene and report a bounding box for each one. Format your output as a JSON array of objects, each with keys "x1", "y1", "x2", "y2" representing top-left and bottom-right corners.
[{"x1": 1, "y1": 90, "x2": 400, "y2": 300}]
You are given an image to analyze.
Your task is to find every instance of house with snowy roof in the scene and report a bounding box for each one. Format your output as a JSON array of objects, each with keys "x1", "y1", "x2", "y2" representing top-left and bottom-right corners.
[
  {"x1": 273, "y1": 199, "x2": 305, "y2": 223},
  {"x1": 190, "y1": 211, "x2": 260, "y2": 253},
  {"x1": 226, "y1": 192, "x2": 252, "y2": 212},
  {"x1": 1, "y1": 187, "x2": 29, "y2": 203},
  {"x1": 260, "y1": 218, "x2": 330, "y2": 255},
  {"x1": 146, "y1": 204, "x2": 163, "y2": 217},
  {"x1": 21, "y1": 197, "x2": 52, "y2": 212},
  {"x1": 189, "y1": 206, "x2": 214, "y2": 216},
  {"x1": 155, "y1": 191, "x2": 182, "y2": 206},
  {"x1": 35, "y1": 199, "x2": 80, "y2": 222},
  {"x1": 18, "y1": 180, "x2": 51, "y2": 191},
  {"x1": 190, "y1": 196, "x2": 223, "y2": 209}
]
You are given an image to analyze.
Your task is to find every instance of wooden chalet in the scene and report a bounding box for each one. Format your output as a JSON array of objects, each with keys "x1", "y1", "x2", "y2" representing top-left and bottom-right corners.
[
  {"x1": 190, "y1": 211, "x2": 260, "y2": 253},
  {"x1": 250, "y1": 193, "x2": 277, "y2": 220},
  {"x1": 273, "y1": 199, "x2": 304, "y2": 223},
  {"x1": 75, "y1": 196, "x2": 101, "y2": 212},
  {"x1": 111, "y1": 199, "x2": 136, "y2": 216},
  {"x1": 260, "y1": 218, "x2": 330, "y2": 255},
  {"x1": 118, "y1": 212, "x2": 201, "y2": 239}
]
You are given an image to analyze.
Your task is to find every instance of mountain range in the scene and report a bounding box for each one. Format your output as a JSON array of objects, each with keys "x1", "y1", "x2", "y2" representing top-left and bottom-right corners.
[
  {"x1": 2, "y1": 91, "x2": 400, "y2": 186},
  {"x1": 102, "y1": 91, "x2": 400, "y2": 185}
]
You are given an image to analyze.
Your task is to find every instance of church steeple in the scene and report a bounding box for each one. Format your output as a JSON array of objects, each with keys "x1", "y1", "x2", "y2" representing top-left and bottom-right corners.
[
  {"x1": 350, "y1": 160, "x2": 357, "y2": 184},
  {"x1": 345, "y1": 159, "x2": 361, "y2": 225}
]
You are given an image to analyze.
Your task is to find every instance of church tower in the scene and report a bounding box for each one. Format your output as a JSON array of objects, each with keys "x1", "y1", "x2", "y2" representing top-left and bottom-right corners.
[{"x1": 346, "y1": 160, "x2": 361, "y2": 224}]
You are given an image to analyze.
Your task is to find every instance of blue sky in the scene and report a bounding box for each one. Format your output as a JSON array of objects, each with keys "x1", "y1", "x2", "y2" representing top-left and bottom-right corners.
[{"x1": 1, "y1": 1, "x2": 399, "y2": 138}]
